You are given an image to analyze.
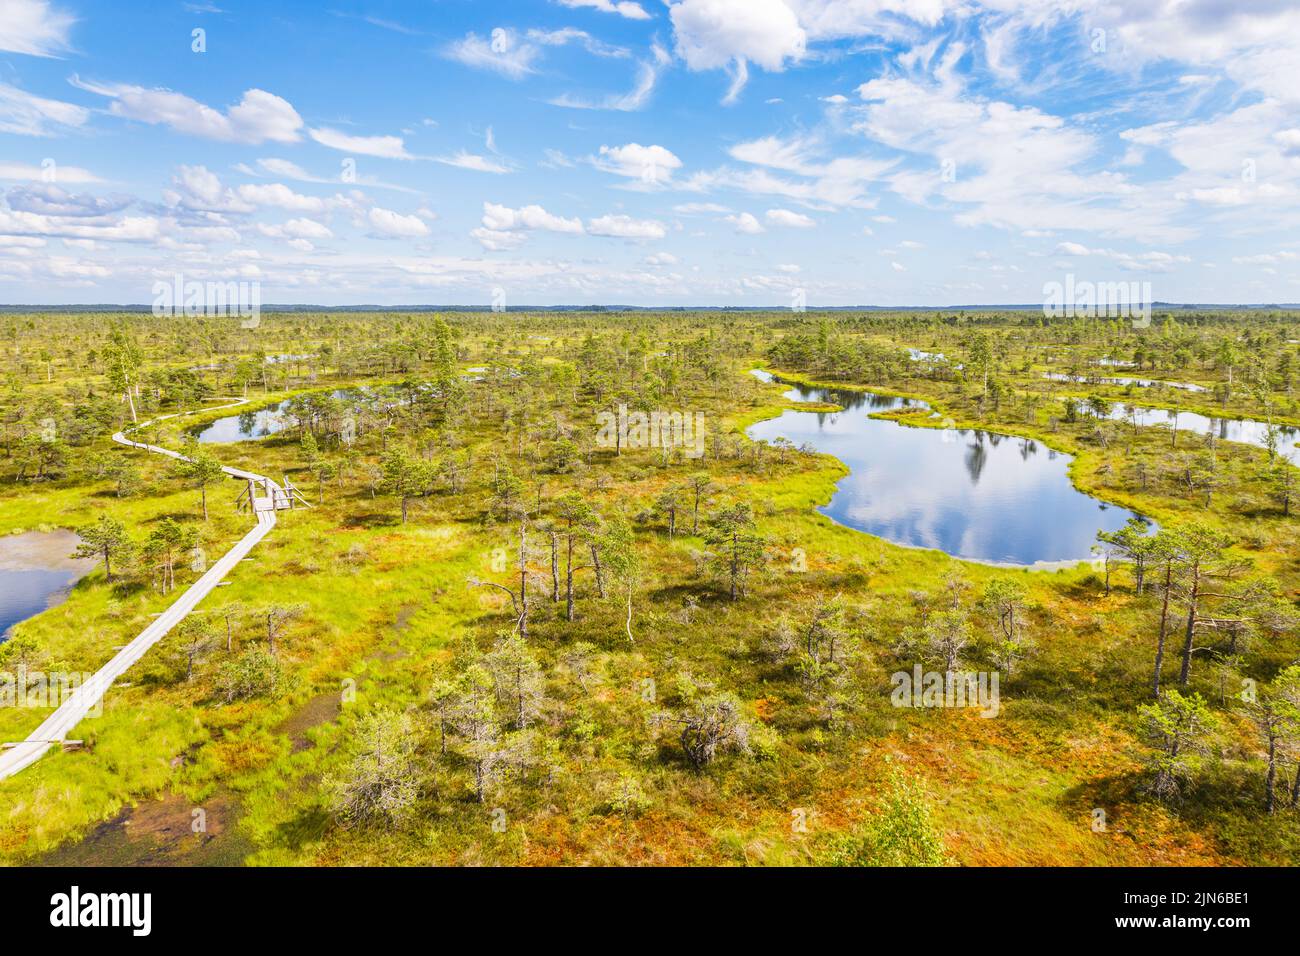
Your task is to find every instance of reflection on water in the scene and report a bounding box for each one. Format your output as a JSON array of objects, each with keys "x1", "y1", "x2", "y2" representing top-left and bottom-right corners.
[
  {"x1": 193, "y1": 388, "x2": 372, "y2": 443},
  {"x1": 194, "y1": 401, "x2": 293, "y2": 442},
  {"x1": 1044, "y1": 372, "x2": 1207, "y2": 393},
  {"x1": 0, "y1": 530, "x2": 94, "y2": 639},
  {"x1": 1104, "y1": 404, "x2": 1299, "y2": 463},
  {"x1": 749, "y1": 369, "x2": 1142, "y2": 566}
]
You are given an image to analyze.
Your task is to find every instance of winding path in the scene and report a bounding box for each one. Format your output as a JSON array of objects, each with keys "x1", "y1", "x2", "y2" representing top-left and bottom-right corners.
[{"x1": 0, "y1": 399, "x2": 285, "y2": 780}]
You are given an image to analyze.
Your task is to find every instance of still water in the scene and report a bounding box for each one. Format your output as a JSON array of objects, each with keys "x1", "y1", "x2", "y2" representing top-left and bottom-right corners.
[
  {"x1": 1044, "y1": 372, "x2": 1207, "y2": 393},
  {"x1": 193, "y1": 401, "x2": 295, "y2": 443},
  {"x1": 0, "y1": 530, "x2": 94, "y2": 639},
  {"x1": 748, "y1": 370, "x2": 1143, "y2": 566},
  {"x1": 193, "y1": 389, "x2": 372, "y2": 443},
  {"x1": 1103, "y1": 404, "x2": 1299, "y2": 463}
]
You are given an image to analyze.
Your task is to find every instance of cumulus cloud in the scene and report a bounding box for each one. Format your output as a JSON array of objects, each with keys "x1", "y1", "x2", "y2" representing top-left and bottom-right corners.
[
  {"x1": 235, "y1": 183, "x2": 327, "y2": 213},
  {"x1": 163, "y1": 164, "x2": 254, "y2": 215},
  {"x1": 368, "y1": 206, "x2": 430, "y2": 238},
  {"x1": 723, "y1": 211, "x2": 764, "y2": 234},
  {"x1": 6, "y1": 183, "x2": 131, "y2": 217},
  {"x1": 258, "y1": 218, "x2": 334, "y2": 241},
  {"x1": 72, "y1": 77, "x2": 303, "y2": 144},
  {"x1": 593, "y1": 142, "x2": 683, "y2": 184},
  {"x1": 482, "y1": 202, "x2": 584, "y2": 234},
  {"x1": 669, "y1": 0, "x2": 806, "y2": 102},
  {"x1": 765, "y1": 208, "x2": 815, "y2": 228}
]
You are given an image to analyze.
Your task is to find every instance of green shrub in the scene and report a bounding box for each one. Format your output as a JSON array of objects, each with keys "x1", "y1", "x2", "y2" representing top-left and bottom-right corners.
[{"x1": 822, "y1": 768, "x2": 950, "y2": 867}]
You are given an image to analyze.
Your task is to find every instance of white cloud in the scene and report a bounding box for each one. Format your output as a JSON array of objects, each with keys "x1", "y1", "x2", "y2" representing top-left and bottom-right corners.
[
  {"x1": 1275, "y1": 129, "x2": 1300, "y2": 155},
  {"x1": 72, "y1": 77, "x2": 303, "y2": 144},
  {"x1": 674, "y1": 202, "x2": 731, "y2": 214},
  {"x1": 434, "y1": 152, "x2": 512, "y2": 174},
  {"x1": 445, "y1": 30, "x2": 541, "y2": 79},
  {"x1": 254, "y1": 158, "x2": 316, "y2": 181},
  {"x1": 482, "y1": 202, "x2": 585, "y2": 234},
  {"x1": 471, "y1": 227, "x2": 528, "y2": 251},
  {"x1": 163, "y1": 164, "x2": 253, "y2": 215},
  {"x1": 528, "y1": 27, "x2": 631, "y2": 58},
  {"x1": 308, "y1": 127, "x2": 413, "y2": 159},
  {"x1": 1051, "y1": 241, "x2": 1192, "y2": 272},
  {"x1": 789, "y1": 0, "x2": 957, "y2": 39},
  {"x1": 258, "y1": 218, "x2": 334, "y2": 241},
  {"x1": 0, "y1": 160, "x2": 100, "y2": 183},
  {"x1": 0, "y1": 0, "x2": 74, "y2": 57},
  {"x1": 0, "y1": 207, "x2": 159, "y2": 242},
  {"x1": 645, "y1": 252, "x2": 679, "y2": 265},
  {"x1": 723, "y1": 211, "x2": 764, "y2": 234},
  {"x1": 765, "y1": 207, "x2": 815, "y2": 228},
  {"x1": 236, "y1": 183, "x2": 326, "y2": 213},
  {"x1": 729, "y1": 134, "x2": 821, "y2": 173},
  {"x1": 244, "y1": 157, "x2": 420, "y2": 195},
  {"x1": 848, "y1": 73, "x2": 1184, "y2": 241},
  {"x1": 0, "y1": 82, "x2": 88, "y2": 136},
  {"x1": 556, "y1": 0, "x2": 651, "y2": 20},
  {"x1": 6, "y1": 183, "x2": 130, "y2": 217},
  {"x1": 368, "y1": 206, "x2": 430, "y2": 238},
  {"x1": 587, "y1": 214, "x2": 667, "y2": 239},
  {"x1": 594, "y1": 142, "x2": 683, "y2": 184},
  {"x1": 550, "y1": 43, "x2": 670, "y2": 111},
  {"x1": 669, "y1": 0, "x2": 806, "y2": 102}
]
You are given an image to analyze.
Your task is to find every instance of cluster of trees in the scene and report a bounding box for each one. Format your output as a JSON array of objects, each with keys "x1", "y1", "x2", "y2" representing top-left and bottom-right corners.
[
  {"x1": 1094, "y1": 519, "x2": 1300, "y2": 809},
  {"x1": 73, "y1": 513, "x2": 202, "y2": 594}
]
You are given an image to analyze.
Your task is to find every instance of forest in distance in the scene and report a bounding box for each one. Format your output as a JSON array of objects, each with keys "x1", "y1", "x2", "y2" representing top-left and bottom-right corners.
[{"x1": 0, "y1": 307, "x2": 1297, "y2": 867}]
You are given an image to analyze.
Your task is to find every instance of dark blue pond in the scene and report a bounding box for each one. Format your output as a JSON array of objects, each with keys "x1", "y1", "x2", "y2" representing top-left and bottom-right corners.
[
  {"x1": 0, "y1": 531, "x2": 94, "y2": 640},
  {"x1": 747, "y1": 370, "x2": 1143, "y2": 566}
]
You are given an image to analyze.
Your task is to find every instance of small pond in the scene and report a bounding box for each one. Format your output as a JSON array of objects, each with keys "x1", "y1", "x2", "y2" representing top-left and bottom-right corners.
[
  {"x1": 0, "y1": 530, "x2": 94, "y2": 640},
  {"x1": 748, "y1": 370, "x2": 1145, "y2": 566}
]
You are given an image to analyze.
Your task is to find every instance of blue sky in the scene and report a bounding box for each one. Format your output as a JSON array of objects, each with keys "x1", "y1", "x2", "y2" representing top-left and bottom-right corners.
[{"x1": 1, "y1": 0, "x2": 1299, "y2": 306}]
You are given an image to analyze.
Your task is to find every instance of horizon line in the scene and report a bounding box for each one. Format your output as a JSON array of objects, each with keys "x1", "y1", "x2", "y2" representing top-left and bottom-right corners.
[{"x1": 3, "y1": 302, "x2": 1300, "y2": 313}]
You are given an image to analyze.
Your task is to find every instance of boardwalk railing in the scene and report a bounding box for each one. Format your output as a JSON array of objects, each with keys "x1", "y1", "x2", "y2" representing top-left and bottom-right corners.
[{"x1": 0, "y1": 399, "x2": 282, "y2": 781}]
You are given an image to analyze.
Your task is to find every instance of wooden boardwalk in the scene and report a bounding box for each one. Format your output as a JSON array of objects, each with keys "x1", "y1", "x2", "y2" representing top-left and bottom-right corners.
[{"x1": 0, "y1": 399, "x2": 284, "y2": 781}]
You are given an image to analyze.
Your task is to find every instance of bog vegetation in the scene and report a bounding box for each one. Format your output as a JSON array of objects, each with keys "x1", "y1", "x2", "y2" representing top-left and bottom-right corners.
[{"x1": 0, "y1": 307, "x2": 1297, "y2": 866}]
